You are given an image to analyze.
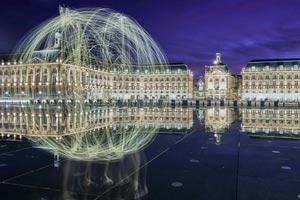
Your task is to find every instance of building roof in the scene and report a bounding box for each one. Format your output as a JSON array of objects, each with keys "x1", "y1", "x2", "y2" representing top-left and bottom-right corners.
[
  {"x1": 246, "y1": 58, "x2": 300, "y2": 69},
  {"x1": 111, "y1": 63, "x2": 189, "y2": 72},
  {"x1": 164, "y1": 63, "x2": 189, "y2": 71},
  {"x1": 205, "y1": 63, "x2": 229, "y2": 72},
  {"x1": 250, "y1": 58, "x2": 300, "y2": 62},
  {"x1": 0, "y1": 49, "x2": 189, "y2": 72}
]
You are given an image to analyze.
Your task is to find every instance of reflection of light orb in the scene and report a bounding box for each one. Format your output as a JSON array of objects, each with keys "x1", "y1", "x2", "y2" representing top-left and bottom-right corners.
[
  {"x1": 61, "y1": 152, "x2": 148, "y2": 199},
  {"x1": 33, "y1": 126, "x2": 156, "y2": 161},
  {"x1": 13, "y1": 7, "x2": 167, "y2": 71}
]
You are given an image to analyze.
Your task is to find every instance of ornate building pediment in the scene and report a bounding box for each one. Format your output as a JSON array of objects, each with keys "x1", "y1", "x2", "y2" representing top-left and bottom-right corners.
[
  {"x1": 211, "y1": 68, "x2": 228, "y2": 75},
  {"x1": 203, "y1": 53, "x2": 239, "y2": 100}
]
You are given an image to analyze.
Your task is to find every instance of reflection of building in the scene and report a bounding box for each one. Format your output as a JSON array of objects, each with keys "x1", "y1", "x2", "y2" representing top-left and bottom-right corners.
[
  {"x1": 196, "y1": 76, "x2": 205, "y2": 100},
  {"x1": 204, "y1": 107, "x2": 237, "y2": 144},
  {"x1": 197, "y1": 109, "x2": 204, "y2": 123},
  {"x1": 241, "y1": 59, "x2": 300, "y2": 101},
  {"x1": 0, "y1": 62, "x2": 193, "y2": 103},
  {"x1": 0, "y1": 106, "x2": 193, "y2": 139},
  {"x1": 241, "y1": 108, "x2": 300, "y2": 139},
  {"x1": 204, "y1": 53, "x2": 240, "y2": 100}
]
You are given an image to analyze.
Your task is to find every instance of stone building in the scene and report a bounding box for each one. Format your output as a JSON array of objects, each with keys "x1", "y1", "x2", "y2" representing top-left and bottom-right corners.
[
  {"x1": 241, "y1": 59, "x2": 300, "y2": 102},
  {"x1": 204, "y1": 53, "x2": 239, "y2": 101},
  {"x1": 0, "y1": 29, "x2": 194, "y2": 104},
  {"x1": 0, "y1": 62, "x2": 194, "y2": 104},
  {"x1": 110, "y1": 64, "x2": 194, "y2": 103}
]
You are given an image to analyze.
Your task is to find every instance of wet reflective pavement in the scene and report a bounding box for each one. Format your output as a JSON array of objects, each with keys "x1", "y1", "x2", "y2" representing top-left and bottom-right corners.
[{"x1": 0, "y1": 106, "x2": 300, "y2": 200}]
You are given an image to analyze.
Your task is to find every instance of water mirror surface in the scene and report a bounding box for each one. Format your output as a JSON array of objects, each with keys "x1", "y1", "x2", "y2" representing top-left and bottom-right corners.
[{"x1": 0, "y1": 105, "x2": 300, "y2": 200}]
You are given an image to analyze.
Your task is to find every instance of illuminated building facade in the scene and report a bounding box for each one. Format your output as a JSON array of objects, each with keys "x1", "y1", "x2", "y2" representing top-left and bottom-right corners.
[
  {"x1": 204, "y1": 53, "x2": 240, "y2": 100},
  {"x1": 0, "y1": 20, "x2": 194, "y2": 104},
  {"x1": 241, "y1": 59, "x2": 300, "y2": 101},
  {"x1": 110, "y1": 64, "x2": 194, "y2": 102},
  {"x1": 0, "y1": 62, "x2": 193, "y2": 103}
]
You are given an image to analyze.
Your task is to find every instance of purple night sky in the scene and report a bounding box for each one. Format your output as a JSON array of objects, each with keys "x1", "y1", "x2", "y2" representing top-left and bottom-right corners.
[{"x1": 1, "y1": 0, "x2": 300, "y2": 77}]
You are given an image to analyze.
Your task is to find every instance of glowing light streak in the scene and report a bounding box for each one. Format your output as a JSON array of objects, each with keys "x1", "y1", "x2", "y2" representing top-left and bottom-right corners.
[
  {"x1": 13, "y1": 7, "x2": 167, "y2": 72},
  {"x1": 32, "y1": 125, "x2": 157, "y2": 161}
]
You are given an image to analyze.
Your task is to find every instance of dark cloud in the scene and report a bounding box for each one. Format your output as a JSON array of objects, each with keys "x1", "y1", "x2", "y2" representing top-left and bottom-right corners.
[{"x1": 0, "y1": 0, "x2": 299, "y2": 76}]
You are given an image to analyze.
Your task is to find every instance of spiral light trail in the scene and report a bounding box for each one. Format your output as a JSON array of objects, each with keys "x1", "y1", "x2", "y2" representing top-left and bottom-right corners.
[{"x1": 13, "y1": 7, "x2": 167, "y2": 72}]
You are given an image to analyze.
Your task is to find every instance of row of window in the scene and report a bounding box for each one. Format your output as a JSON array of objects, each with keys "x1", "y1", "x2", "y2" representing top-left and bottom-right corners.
[
  {"x1": 244, "y1": 86, "x2": 300, "y2": 89},
  {"x1": 244, "y1": 90, "x2": 299, "y2": 93},
  {"x1": 209, "y1": 78, "x2": 225, "y2": 82},
  {"x1": 115, "y1": 90, "x2": 187, "y2": 94},
  {"x1": 0, "y1": 69, "x2": 189, "y2": 80},
  {"x1": 243, "y1": 110, "x2": 300, "y2": 115},
  {"x1": 244, "y1": 74, "x2": 300, "y2": 80},
  {"x1": 244, "y1": 119, "x2": 298, "y2": 124},
  {"x1": 245, "y1": 81, "x2": 299, "y2": 85}
]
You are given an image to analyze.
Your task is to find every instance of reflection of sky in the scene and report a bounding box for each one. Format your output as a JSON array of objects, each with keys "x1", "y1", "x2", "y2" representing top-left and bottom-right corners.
[{"x1": 1, "y1": 0, "x2": 300, "y2": 77}]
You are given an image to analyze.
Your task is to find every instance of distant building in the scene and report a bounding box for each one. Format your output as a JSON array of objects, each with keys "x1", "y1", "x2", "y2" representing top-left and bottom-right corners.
[
  {"x1": 0, "y1": 30, "x2": 195, "y2": 104},
  {"x1": 204, "y1": 53, "x2": 239, "y2": 100},
  {"x1": 241, "y1": 59, "x2": 300, "y2": 101},
  {"x1": 110, "y1": 64, "x2": 194, "y2": 102},
  {"x1": 0, "y1": 62, "x2": 194, "y2": 103}
]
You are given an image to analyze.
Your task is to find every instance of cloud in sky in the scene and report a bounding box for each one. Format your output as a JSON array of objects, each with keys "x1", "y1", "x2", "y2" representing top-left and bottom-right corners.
[{"x1": 0, "y1": 0, "x2": 300, "y2": 75}]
